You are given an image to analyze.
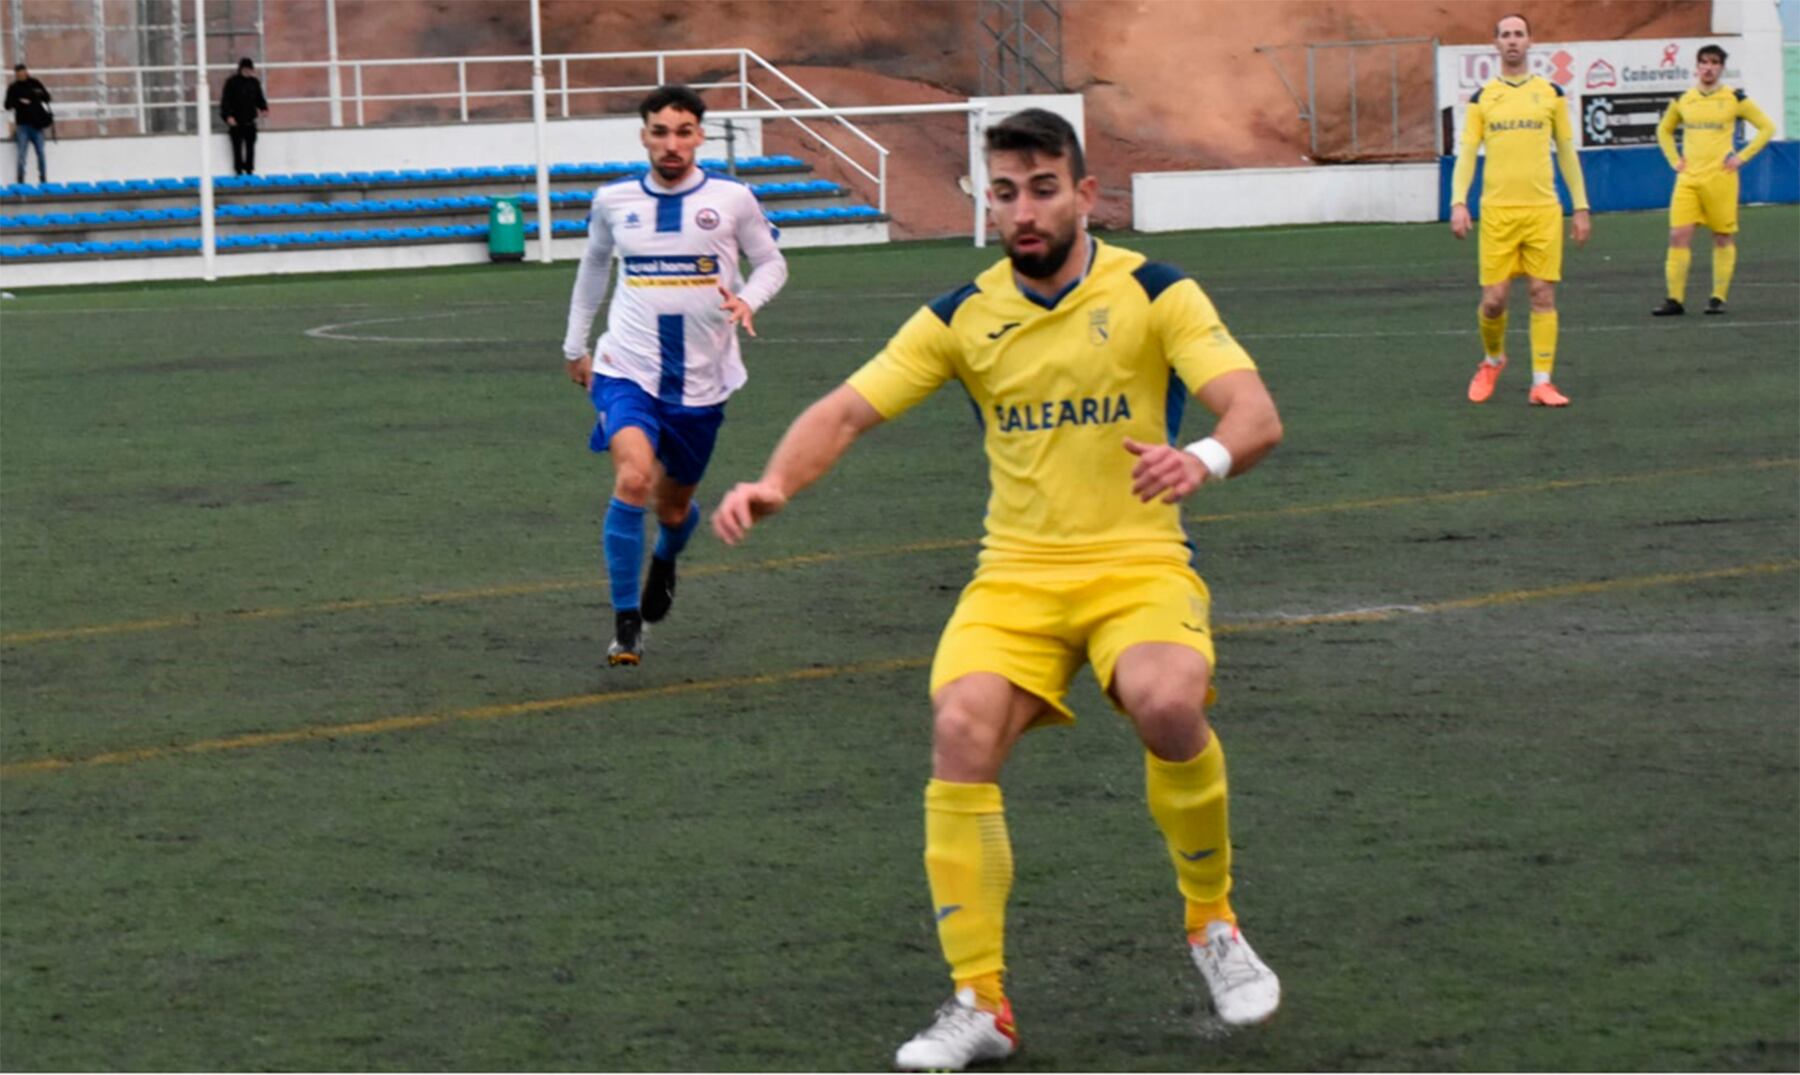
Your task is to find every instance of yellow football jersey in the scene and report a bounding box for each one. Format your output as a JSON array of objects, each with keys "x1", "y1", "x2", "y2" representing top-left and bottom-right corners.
[
  {"x1": 1657, "y1": 84, "x2": 1775, "y2": 181},
  {"x1": 846, "y1": 239, "x2": 1257, "y2": 568},
  {"x1": 1451, "y1": 74, "x2": 1590, "y2": 211}
]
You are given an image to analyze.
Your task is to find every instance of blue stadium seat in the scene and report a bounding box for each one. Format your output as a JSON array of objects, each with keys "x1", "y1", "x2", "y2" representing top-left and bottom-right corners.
[
  {"x1": 73, "y1": 211, "x2": 106, "y2": 225},
  {"x1": 95, "y1": 180, "x2": 128, "y2": 194},
  {"x1": 124, "y1": 179, "x2": 157, "y2": 192},
  {"x1": 43, "y1": 212, "x2": 76, "y2": 226},
  {"x1": 14, "y1": 213, "x2": 43, "y2": 226},
  {"x1": 0, "y1": 184, "x2": 23, "y2": 196},
  {"x1": 339, "y1": 228, "x2": 371, "y2": 241},
  {"x1": 265, "y1": 175, "x2": 299, "y2": 188},
  {"x1": 37, "y1": 183, "x2": 69, "y2": 195},
  {"x1": 449, "y1": 167, "x2": 481, "y2": 180},
  {"x1": 152, "y1": 177, "x2": 186, "y2": 191},
  {"x1": 313, "y1": 230, "x2": 346, "y2": 242},
  {"x1": 100, "y1": 209, "x2": 134, "y2": 222},
  {"x1": 552, "y1": 220, "x2": 584, "y2": 235},
  {"x1": 85, "y1": 241, "x2": 119, "y2": 254},
  {"x1": 345, "y1": 171, "x2": 374, "y2": 183},
  {"x1": 215, "y1": 176, "x2": 245, "y2": 189},
  {"x1": 20, "y1": 243, "x2": 53, "y2": 256},
  {"x1": 0, "y1": 219, "x2": 14, "y2": 230},
  {"x1": 289, "y1": 173, "x2": 321, "y2": 185},
  {"x1": 63, "y1": 181, "x2": 99, "y2": 195},
  {"x1": 181, "y1": 176, "x2": 201, "y2": 189},
  {"x1": 275, "y1": 204, "x2": 306, "y2": 216},
  {"x1": 472, "y1": 166, "x2": 507, "y2": 180},
  {"x1": 300, "y1": 202, "x2": 333, "y2": 216},
  {"x1": 50, "y1": 241, "x2": 85, "y2": 255},
  {"x1": 170, "y1": 237, "x2": 200, "y2": 251},
  {"x1": 0, "y1": 243, "x2": 20, "y2": 256},
  {"x1": 287, "y1": 232, "x2": 323, "y2": 245},
  {"x1": 318, "y1": 172, "x2": 348, "y2": 185},
  {"x1": 370, "y1": 170, "x2": 400, "y2": 183},
  {"x1": 169, "y1": 206, "x2": 201, "y2": 220},
  {"x1": 425, "y1": 168, "x2": 455, "y2": 182}
]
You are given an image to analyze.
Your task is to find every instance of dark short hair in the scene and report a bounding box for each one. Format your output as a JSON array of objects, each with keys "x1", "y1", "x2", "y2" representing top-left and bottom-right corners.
[
  {"x1": 639, "y1": 84, "x2": 705, "y2": 123},
  {"x1": 984, "y1": 108, "x2": 1086, "y2": 181},
  {"x1": 13, "y1": 63, "x2": 25, "y2": 73},
  {"x1": 238, "y1": 57, "x2": 255, "y2": 70},
  {"x1": 1495, "y1": 12, "x2": 1530, "y2": 35},
  {"x1": 1697, "y1": 44, "x2": 1727, "y2": 64}
]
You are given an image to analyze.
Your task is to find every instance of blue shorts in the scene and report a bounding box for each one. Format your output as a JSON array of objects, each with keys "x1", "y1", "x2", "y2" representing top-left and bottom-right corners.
[{"x1": 588, "y1": 375, "x2": 726, "y2": 487}]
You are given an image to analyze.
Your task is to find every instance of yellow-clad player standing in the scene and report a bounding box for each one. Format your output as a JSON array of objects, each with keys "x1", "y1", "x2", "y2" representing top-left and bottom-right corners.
[
  {"x1": 1449, "y1": 13, "x2": 1592, "y2": 408},
  {"x1": 1651, "y1": 43, "x2": 1775, "y2": 317},
  {"x1": 713, "y1": 109, "x2": 1284, "y2": 1072}
]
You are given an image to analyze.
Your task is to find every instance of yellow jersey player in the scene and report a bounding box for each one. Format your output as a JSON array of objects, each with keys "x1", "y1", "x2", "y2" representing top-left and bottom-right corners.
[
  {"x1": 1651, "y1": 43, "x2": 1775, "y2": 317},
  {"x1": 712, "y1": 109, "x2": 1285, "y2": 1071},
  {"x1": 1449, "y1": 12, "x2": 1592, "y2": 408}
]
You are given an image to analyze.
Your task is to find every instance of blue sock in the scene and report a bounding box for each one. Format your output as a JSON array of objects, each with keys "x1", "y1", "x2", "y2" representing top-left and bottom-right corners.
[
  {"x1": 653, "y1": 503, "x2": 701, "y2": 562},
  {"x1": 603, "y1": 498, "x2": 647, "y2": 612}
]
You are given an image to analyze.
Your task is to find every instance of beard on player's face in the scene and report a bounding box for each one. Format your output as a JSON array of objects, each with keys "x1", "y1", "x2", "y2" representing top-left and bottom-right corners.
[{"x1": 1004, "y1": 220, "x2": 1078, "y2": 280}]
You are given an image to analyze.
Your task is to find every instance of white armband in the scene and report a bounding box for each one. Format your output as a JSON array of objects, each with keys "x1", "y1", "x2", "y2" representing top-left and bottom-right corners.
[{"x1": 1183, "y1": 437, "x2": 1232, "y2": 481}]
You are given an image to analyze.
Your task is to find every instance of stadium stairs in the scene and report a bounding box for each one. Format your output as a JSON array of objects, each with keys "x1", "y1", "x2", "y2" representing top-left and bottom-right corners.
[{"x1": 0, "y1": 156, "x2": 889, "y2": 283}]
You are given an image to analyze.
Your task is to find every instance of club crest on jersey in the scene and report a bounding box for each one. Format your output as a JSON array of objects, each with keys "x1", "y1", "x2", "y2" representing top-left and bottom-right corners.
[
  {"x1": 695, "y1": 207, "x2": 721, "y2": 230},
  {"x1": 622, "y1": 211, "x2": 643, "y2": 229},
  {"x1": 1089, "y1": 307, "x2": 1111, "y2": 346}
]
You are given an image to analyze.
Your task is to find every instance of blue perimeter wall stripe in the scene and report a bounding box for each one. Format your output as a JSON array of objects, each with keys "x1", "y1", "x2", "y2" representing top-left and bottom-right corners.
[
  {"x1": 1438, "y1": 140, "x2": 1800, "y2": 220},
  {"x1": 657, "y1": 315, "x2": 686, "y2": 403}
]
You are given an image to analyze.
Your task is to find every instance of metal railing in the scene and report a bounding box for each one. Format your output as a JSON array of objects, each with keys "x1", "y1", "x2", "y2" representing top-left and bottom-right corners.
[
  {"x1": 16, "y1": 47, "x2": 896, "y2": 210},
  {"x1": 1256, "y1": 37, "x2": 1441, "y2": 162}
]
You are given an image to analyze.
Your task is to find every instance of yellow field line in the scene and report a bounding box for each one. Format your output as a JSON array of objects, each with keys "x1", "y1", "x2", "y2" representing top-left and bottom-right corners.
[
  {"x1": 4, "y1": 458, "x2": 1793, "y2": 648},
  {"x1": 5, "y1": 559, "x2": 1792, "y2": 779}
]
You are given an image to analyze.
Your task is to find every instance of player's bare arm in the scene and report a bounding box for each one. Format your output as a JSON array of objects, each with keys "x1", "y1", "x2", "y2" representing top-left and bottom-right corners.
[
  {"x1": 1124, "y1": 369, "x2": 1282, "y2": 504},
  {"x1": 713, "y1": 383, "x2": 886, "y2": 545}
]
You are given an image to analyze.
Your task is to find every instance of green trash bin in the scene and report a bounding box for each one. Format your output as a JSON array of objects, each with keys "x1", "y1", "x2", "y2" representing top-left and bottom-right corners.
[{"x1": 488, "y1": 196, "x2": 524, "y2": 262}]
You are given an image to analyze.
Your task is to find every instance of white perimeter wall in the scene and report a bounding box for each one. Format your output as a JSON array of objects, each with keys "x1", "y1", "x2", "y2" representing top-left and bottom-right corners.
[
  {"x1": 1132, "y1": 163, "x2": 1439, "y2": 232},
  {"x1": 19, "y1": 115, "x2": 763, "y2": 183}
]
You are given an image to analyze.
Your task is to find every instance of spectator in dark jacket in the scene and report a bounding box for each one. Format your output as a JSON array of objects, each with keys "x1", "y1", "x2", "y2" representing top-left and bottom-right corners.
[
  {"x1": 5, "y1": 63, "x2": 52, "y2": 184},
  {"x1": 220, "y1": 58, "x2": 269, "y2": 175}
]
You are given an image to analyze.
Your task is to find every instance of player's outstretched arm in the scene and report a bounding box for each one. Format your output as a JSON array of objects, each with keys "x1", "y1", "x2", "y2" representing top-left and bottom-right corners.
[{"x1": 713, "y1": 384, "x2": 886, "y2": 545}]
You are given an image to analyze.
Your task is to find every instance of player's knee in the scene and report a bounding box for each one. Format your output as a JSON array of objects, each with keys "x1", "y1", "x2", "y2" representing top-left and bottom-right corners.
[
  {"x1": 1128, "y1": 684, "x2": 1207, "y2": 748},
  {"x1": 931, "y1": 703, "x2": 1009, "y2": 775},
  {"x1": 612, "y1": 465, "x2": 654, "y2": 503}
]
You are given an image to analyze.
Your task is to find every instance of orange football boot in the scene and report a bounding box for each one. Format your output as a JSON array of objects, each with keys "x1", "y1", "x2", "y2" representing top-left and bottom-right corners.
[
  {"x1": 1528, "y1": 382, "x2": 1570, "y2": 407},
  {"x1": 1467, "y1": 358, "x2": 1506, "y2": 403}
]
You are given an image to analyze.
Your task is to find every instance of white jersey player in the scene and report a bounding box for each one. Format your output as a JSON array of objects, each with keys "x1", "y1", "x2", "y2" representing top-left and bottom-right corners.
[{"x1": 560, "y1": 84, "x2": 788, "y2": 667}]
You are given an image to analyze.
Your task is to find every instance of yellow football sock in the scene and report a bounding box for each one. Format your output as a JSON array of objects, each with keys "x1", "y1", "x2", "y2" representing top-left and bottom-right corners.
[
  {"x1": 1529, "y1": 310, "x2": 1558, "y2": 380},
  {"x1": 1146, "y1": 735, "x2": 1235, "y2": 934},
  {"x1": 1712, "y1": 243, "x2": 1736, "y2": 302},
  {"x1": 1665, "y1": 246, "x2": 1691, "y2": 303},
  {"x1": 925, "y1": 779, "x2": 1012, "y2": 1007},
  {"x1": 1477, "y1": 309, "x2": 1508, "y2": 360}
]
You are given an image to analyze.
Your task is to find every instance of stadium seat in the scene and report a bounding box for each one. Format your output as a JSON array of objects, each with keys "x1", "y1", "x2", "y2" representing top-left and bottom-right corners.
[
  {"x1": 124, "y1": 179, "x2": 157, "y2": 192},
  {"x1": 370, "y1": 170, "x2": 400, "y2": 183},
  {"x1": 20, "y1": 243, "x2": 53, "y2": 256},
  {"x1": 152, "y1": 177, "x2": 186, "y2": 191},
  {"x1": 86, "y1": 241, "x2": 120, "y2": 254},
  {"x1": 264, "y1": 175, "x2": 299, "y2": 188},
  {"x1": 37, "y1": 183, "x2": 69, "y2": 195},
  {"x1": 50, "y1": 241, "x2": 85, "y2": 255},
  {"x1": 345, "y1": 171, "x2": 374, "y2": 184},
  {"x1": 0, "y1": 243, "x2": 19, "y2": 256},
  {"x1": 318, "y1": 172, "x2": 348, "y2": 185},
  {"x1": 290, "y1": 173, "x2": 321, "y2": 185},
  {"x1": 73, "y1": 211, "x2": 106, "y2": 225},
  {"x1": 43, "y1": 212, "x2": 75, "y2": 226}
]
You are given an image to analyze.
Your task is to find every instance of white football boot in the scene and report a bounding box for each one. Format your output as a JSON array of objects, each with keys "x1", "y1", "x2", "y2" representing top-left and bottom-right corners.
[
  {"x1": 1189, "y1": 919, "x2": 1281, "y2": 1025},
  {"x1": 893, "y1": 987, "x2": 1019, "y2": 1071}
]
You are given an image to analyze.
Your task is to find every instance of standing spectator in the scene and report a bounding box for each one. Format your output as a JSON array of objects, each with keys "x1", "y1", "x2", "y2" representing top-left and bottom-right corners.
[
  {"x1": 5, "y1": 63, "x2": 52, "y2": 185},
  {"x1": 220, "y1": 58, "x2": 269, "y2": 176}
]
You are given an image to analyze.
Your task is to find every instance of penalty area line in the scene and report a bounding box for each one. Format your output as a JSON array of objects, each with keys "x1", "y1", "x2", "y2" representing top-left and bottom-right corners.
[{"x1": 4, "y1": 558, "x2": 1793, "y2": 779}]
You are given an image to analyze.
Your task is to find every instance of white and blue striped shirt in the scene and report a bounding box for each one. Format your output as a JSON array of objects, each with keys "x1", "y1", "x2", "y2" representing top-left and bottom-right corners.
[{"x1": 562, "y1": 168, "x2": 788, "y2": 407}]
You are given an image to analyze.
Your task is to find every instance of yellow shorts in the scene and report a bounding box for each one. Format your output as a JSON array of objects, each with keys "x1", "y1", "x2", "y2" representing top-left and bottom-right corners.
[
  {"x1": 1670, "y1": 173, "x2": 1739, "y2": 234},
  {"x1": 929, "y1": 560, "x2": 1218, "y2": 727},
  {"x1": 1478, "y1": 204, "x2": 1564, "y2": 285}
]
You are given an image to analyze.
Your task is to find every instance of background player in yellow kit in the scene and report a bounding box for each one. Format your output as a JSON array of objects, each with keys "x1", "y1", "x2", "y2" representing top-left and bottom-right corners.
[
  {"x1": 711, "y1": 109, "x2": 1285, "y2": 1071},
  {"x1": 1651, "y1": 43, "x2": 1775, "y2": 317},
  {"x1": 1449, "y1": 13, "x2": 1591, "y2": 408}
]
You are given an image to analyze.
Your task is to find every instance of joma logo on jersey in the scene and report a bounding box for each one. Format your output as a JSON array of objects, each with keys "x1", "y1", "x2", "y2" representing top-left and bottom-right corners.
[
  {"x1": 622, "y1": 254, "x2": 721, "y2": 286},
  {"x1": 993, "y1": 393, "x2": 1132, "y2": 433}
]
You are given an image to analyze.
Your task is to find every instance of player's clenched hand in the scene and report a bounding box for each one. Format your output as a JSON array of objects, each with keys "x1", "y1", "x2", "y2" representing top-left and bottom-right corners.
[
  {"x1": 719, "y1": 287, "x2": 757, "y2": 337},
  {"x1": 712, "y1": 481, "x2": 788, "y2": 545},
  {"x1": 1570, "y1": 209, "x2": 1591, "y2": 246},
  {"x1": 565, "y1": 355, "x2": 592, "y2": 389},
  {"x1": 1449, "y1": 203, "x2": 1472, "y2": 240},
  {"x1": 1123, "y1": 437, "x2": 1206, "y2": 504}
]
